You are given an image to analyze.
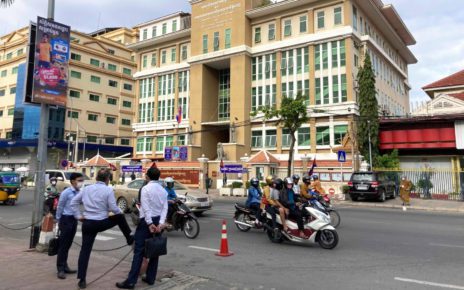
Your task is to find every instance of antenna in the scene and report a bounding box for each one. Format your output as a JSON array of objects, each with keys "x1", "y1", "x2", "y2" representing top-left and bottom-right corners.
[{"x1": 96, "y1": 12, "x2": 102, "y2": 31}]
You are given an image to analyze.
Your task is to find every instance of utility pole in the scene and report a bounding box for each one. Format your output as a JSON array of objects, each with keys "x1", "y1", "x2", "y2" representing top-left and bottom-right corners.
[
  {"x1": 368, "y1": 120, "x2": 373, "y2": 171},
  {"x1": 30, "y1": 0, "x2": 55, "y2": 249}
]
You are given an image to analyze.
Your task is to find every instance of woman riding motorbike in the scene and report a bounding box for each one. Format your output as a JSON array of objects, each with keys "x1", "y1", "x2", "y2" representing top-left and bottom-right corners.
[{"x1": 280, "y1": 177, "x2": 307, "y2": 239}]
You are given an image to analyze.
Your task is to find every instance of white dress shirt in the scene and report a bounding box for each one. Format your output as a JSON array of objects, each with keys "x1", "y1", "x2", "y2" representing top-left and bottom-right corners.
[
  {"x1": 140, "y1": 180, "x2": 168, "y2": 225},
  {"x1": 70, "y1": 181, "x2": 122, "y2": 220}
]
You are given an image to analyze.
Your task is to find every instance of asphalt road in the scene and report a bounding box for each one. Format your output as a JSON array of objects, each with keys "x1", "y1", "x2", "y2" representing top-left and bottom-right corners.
[{"x1": 1, "y1": 190, "x2": 464, "y2": 290}]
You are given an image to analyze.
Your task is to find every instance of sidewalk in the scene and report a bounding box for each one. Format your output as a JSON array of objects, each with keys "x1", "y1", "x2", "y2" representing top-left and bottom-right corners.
[{"x1": 0, "y1": 238, "x2": 205, "y2": 290}]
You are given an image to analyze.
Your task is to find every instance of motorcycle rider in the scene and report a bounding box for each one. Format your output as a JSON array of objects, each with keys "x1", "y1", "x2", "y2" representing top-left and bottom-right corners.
[
  {"x1": 246, "y1": 177, "x2": 262, "y2": 224},
  {"x1": 292, "y1": 174, "x2": 301, "y2": 196},
  {"x1": 44, "y1": 177, "x2": 60, "y2": 217},
  {"x1": 281, "y1": 177, "x2": 307, "y2": 239},
  {"x1": 299, "y1": 175, "x2": 312, "y2": 200},
  {"x1": 261, "y1": 176, "x2": 278, "y2": 231},
  {"x1": 164, "y1": 177, "x2": 177, "y2": 226},
  {"x1": 270, "y1": 178, "x2": 288, "y2": 232},
  {"x1": 311, "y1": 175, "x2": 326, "y2": 196}
]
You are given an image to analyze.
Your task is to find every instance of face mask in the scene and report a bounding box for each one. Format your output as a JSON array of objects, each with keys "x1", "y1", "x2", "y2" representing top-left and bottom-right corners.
[
  {"x1": 76, "y1": 182, "x2": 84, "y2": 189},
  {"x1": 51, "y1": 181, "x2": 57, "y2": 186}
]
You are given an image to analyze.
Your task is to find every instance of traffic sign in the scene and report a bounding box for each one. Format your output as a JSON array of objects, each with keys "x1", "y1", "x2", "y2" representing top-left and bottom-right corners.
[
  {"x1": 329, "y1": 188, "x2": 335, "y2": 196},
  {"x1": 220, "y1": 164, "x2": 245, "y2": 174},
  {"x1": 121, "y1": 165, "x2": 142, "y2": 173},
  {"x1": 337, "y1": 150, "x2": 346, "y2": 163}
]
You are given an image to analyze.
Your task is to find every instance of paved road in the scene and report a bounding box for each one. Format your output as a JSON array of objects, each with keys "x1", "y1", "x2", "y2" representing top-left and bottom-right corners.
[{"x1": 1, "y1": 190, "x2": 464, "y2": 290}]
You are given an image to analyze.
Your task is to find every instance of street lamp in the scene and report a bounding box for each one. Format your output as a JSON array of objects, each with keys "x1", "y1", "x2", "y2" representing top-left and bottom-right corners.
[{"x1": 367, "y1": 120, "x2": 373, "y2": 171}]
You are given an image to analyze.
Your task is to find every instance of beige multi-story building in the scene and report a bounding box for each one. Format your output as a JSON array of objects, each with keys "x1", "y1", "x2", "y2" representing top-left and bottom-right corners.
[
  {"x1": 0, "y1": 26, "x2": 137, "y2": 170},
  {"x1": 129, "y1": 0, "x2": 416, "y2": 173}
]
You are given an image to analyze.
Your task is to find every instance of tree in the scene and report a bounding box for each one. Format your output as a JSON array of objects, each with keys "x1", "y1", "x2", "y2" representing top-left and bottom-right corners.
[
  {"x1": 357, "y1": 53, "x2": 379, "y2": 168},
  {"x1": 0, "y1": 0, "x2": 14, "y2": 7},
  {"x1": 375, "y1": 149, "x2": 399, "y2": 169},
  {"x1": 253, "y1": 93, "x2": 308, "y2": 176}
]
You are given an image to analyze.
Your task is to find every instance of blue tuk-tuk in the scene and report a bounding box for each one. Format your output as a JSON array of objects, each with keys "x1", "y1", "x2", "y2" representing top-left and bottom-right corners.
[{"x1": 0, "y1": 172, "x2": 21, "y2": 205}]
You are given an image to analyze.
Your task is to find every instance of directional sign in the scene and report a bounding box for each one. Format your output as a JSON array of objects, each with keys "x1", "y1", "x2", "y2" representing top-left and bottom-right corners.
[
  {"x1": 121, "y1": 165, "x2": 142, "y2": 173},
  {"x1": 220, "y1": 164, "x2": 244, "y2": 174},
  {"x1": 337, "y1": 150, "x2": 347, "y2": 163}
]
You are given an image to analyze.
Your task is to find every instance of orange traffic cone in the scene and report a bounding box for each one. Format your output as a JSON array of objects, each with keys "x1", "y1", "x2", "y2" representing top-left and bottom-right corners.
[{"x1": 216, "y1": 219, "x2": 233, "y2": 257}]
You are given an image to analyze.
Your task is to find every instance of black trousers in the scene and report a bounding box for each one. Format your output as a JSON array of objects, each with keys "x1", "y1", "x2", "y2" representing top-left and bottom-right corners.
[
  {"x1": 249, "y1": 203, "x2": 262, "y2": 222},
  {"x1": 56, "y1": 215, "x2": 77, "y2": 272},
  {"x1": 126, "y1": 217, "x2": 160, "y2": 285},
  {"x1": 265, "y1": 205, "x2": 278, "y2": 228},
  {"x1": 77, "y1": 214, "x2": 132, "y2": 281},
  {"x1": 289, "y1": 206, "x2": 304, "y2": 231}
]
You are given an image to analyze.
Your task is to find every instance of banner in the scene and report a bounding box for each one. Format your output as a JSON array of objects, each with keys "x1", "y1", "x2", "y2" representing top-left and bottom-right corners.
[{"x1": 32, "y1": 17, "x2": 70, "y2": 106}]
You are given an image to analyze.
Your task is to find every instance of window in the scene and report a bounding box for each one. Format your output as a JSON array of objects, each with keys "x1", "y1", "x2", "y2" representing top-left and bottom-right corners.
[
  {"x1": 171, "y1": 48, "x2": 176, "y2": 62},
  {"x1": 334, "y1": 7, "x2": 342, "y2": 25},
  {"x1": 142, "y1": 29, "x2": 148, "y2": 40},
  {"x1": 268, "y1": 24, "x2": 275, "y2": 40},
  {"x1": 6, "y1": 52, "x2": 12, "y2": 59},
  {"x1": 90, "y1": 75, "x2": 100, "y2": 84},
  {"x1": 317, "y1": 11, "x2": 325, "y2": 29},
  {"x1": 67, "y1": 111, "x2": 79, "y2": 119},
  {"x1": 181, "y1": 46, "x2": 188, "y2": 60},
  {"x1": 69, "y1": 90, "x2": 80, "y2": 98},
  {"x1": 71, "y1": 71, "x2": 81, "y2": 79},
  {"x1": 108, "y1": 63, "x2": 117, "y2": 71},
  {"x1": 107, "y1": 97, "x2": 117, "y2": 105},
  {"x1": 162, "y1": 23, "x2": 167, "y2": 34},
  {"x1": 106, "y1": 116, "x2": 116, "y2": 124},
  {"x1": 282, "y1": 129, "x2": 291, "y2": 147},
  {"x1": 298, "y1": 127, "x2": 310, "y2": 146},
  {"x1": 123, "y1": 83, "x2": 132, "y2": 91},
  {"x1": 177, "y1": 135, "x2": 186, "y2": 146},
  {"x1": 123, "y1": 100, "x2": 132, "y2": 108},
  {"x1": 17, "y1": 48, "x2": 23, "y2": 56},
  {"x1": 123, "y1": 68, "x2": 132, "y2": 76},
  {"x1": 105, "y1": 137, "x2": 115, "y2": 144},
  {"x1": 90, "y1": 58, "x2": 100, "y2": 66},
  {"x1": 254, "y1": 27, "x2": 261, "y2": 43},
  {"x1": 284, "y1": 19, "x2": 292, "y2": 36},
  {"x1": 316, "y1": 127, "x2": 330, "y2": 146},
  {"x1": 225, "y1": 28, "x2": 231, "y2": 49},
  {"x1": 108, "y1": 80, "x2": 118, "y2": 88},
  {"x1": 8, "y1": 108, "x2": 14, "y2": 116},
  {"x1": 0, "y1": 110, "x2": 3, "y2": 117},
  {"x1": 172, "y1": 20, "x2": 177, "y2": 32},
  {"x1": 0, "y1": 89, "x2": 4, "y2": 97},
  {"x1": 6, "y1": 132, "x2": 12, "y2": 139},
  {"x1": 12, "y1": 67, "x2": 18, "y2": 74},
  {"x1": 152, "y1": 26, "x2": 157, "y2": 37},
  {"x1": 161, "y1": 51, "x2": 166, "y2": 64},
  {"x1": 166, "y1": 136, "x2": 173, "y2": 147},
  {"x1": 202, "y1": 35, "x2": 208, "y2": 53},
  {"x1": 341, "y1": 74, "x2": 347, "y2": 102},
  {"x1": 334, "y1": 125, "x2": 348, "y2": 145},
  {"x1": 265, "y1": 130, "x2": 277, "y2": 148},
  {"x1": 1, "y1": 70, "x2": 6, "y2": 77},
  {"x1": 71, "y1": 53, "x2": 81, "y2": 61},
  {"x1": 300, "y1": 16, "x2": 307, "y2": 33},
  {"x1": 352, "y1": 6, "x2": 358, "y2": 31},
  {"x1": 251, "y1": 131, "x2": 263, "y2": 148},
  {"x1": 121, "y1": 139, "x2": 130, "y2": 146},
  {"x1": 218, "y1": 69, "x2": 230, "y2": 120},
  {"x1": 142, "y1": 55, "x2": 148, "y2": 68},
  {"x1": 89, "y1": 94, "x2": 100, "y2": 102},
  {"x1": 87, "y1": 135, "x2": 97, "y2": 143},
  {"x1": 10, "y1": 87, "x2": 16, "y2": 95},
  {"x1": 156, "y1": 137, "x2": 164, "y2": 152},
  {"x1": 88, "y1": 114, "x2": 98, "y2": 121},
  {"x1": 213, "y1": 32, "x2": 220, "y2": 51},
  {"x1": 121, "y1": 118, "x2": 131, "y2": 126}
]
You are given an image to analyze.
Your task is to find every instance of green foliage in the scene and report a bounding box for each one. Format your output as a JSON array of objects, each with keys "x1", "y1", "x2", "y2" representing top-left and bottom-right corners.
[
  {"x1": 357, "y1": 54, "x2": 379, "y2": 167},
  {"x1": 341, "y1": 185, "x2": 350, "y2": 194},
  {"x1": 231, "y1": 181, "x2": 243, "y2": 189},
  {"x1": 417, "y1": 179, "x2": 433, "y2": 190},
  {"x1": 258, "y1": 0, "x2": 273, "y2": 7},
  {"x1": 375, "y1": 149, "x2": 400, "y2": 168}
]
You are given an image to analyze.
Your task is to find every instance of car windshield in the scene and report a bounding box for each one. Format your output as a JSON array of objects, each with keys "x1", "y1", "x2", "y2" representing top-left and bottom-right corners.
[
  {"x1": 64, "y1": 172, "x2": 90, "y2": 180},
  {"x1": 0, "y1": 175, "x2": 20, "y2": 185},
  {"x1": 352, "y1": 173, "x2": 374, "y2": 182}
]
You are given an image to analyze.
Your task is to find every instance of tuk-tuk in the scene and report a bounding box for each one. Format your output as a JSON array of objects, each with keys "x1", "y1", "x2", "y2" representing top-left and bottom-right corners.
[{"x1": 0, "y1": 172, "x2": 21, "y2": 205}]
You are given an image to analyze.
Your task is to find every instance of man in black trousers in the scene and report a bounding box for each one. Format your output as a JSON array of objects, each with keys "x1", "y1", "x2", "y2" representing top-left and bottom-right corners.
[{"x1": 70, "y1": 169, "x2": 134, "y2": 289}]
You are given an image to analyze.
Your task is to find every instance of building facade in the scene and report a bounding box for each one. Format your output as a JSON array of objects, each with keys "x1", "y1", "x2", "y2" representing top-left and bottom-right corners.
[{"x1": 130, "y1": 0, "x2": 416, "y2": 177}]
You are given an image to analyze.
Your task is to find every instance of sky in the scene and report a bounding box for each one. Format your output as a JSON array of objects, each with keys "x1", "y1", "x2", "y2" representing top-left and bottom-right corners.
[{"x1": 1, "y1": 0, "x2": 463, "y2": 105}]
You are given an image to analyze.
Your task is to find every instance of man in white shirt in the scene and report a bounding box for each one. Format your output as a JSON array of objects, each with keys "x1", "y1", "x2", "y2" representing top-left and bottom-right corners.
[{"x1": 116, "y1": 167, "x2": 168, "y2": 289}]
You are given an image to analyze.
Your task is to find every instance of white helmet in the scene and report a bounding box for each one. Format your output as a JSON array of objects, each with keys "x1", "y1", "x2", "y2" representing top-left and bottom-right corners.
[{"x1": 165, "y1": 177, "x2": 174, "y2": 188}]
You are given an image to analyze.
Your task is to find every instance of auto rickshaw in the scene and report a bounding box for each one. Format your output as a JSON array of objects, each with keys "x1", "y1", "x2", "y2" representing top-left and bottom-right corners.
[{"x1": 0, "y1": 172, "x2": 21, "y2": 205}]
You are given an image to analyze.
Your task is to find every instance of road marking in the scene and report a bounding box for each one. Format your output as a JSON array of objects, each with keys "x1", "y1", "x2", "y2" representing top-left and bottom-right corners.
[
  {"x1": 6, "y1": 222, "x2": 31, "y2": 226},
  {"x1": 77, "y1": 227, "x2": 123, "y2": 236},
  {"x1": 394, "y1": 277, "x2": 464, "y2": 289},
  {"x1": 188, "y1": 246, "x2": 218, "y2": 252},
  {"x1": 430, "y1": 243, "x2": 464, "y2": 249},
  {"x1": 75, "y1": 232, "x2": 115, "y2": 241}
]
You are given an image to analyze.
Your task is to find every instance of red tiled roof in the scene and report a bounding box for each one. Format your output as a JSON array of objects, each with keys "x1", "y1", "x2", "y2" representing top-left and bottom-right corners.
[
  {"x1": 85, "y1": 154, "x2": 110, "y2": 167},
  {"x1": 248, "y1": 150, "x2": 280, "y2": 164},
  {"x1": 449, "y1": 92, "x2": 464, "y2": 102},
  {"x1": 423, "y1": 69, "x2": 464, "y2": 90}
]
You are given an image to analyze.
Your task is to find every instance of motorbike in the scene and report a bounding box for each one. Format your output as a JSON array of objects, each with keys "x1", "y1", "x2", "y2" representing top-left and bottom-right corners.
[
  {"x1": 309, "y1": 192, "x2": 341, "y2": 228},
  {"x1": 130, "y1": 194, "x2": 200, "y2": 239},
  {"x1": 0, "y1": 172, "x2": 21, "y2": 206},
  {"x1": 43, "y1": 190, "x2": 59, "y2": 217},
  {"x1": 233, "y1": 203, "x2": 266, "y2": 232},
  {"x1": 264, "y1": 203, "x2": 339, "y2": 249}
]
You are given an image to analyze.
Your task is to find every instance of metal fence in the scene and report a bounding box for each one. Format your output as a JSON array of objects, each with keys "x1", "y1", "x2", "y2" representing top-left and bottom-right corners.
[{"x1": 375, "y1": 168, "x2": 464, "y2": 201}]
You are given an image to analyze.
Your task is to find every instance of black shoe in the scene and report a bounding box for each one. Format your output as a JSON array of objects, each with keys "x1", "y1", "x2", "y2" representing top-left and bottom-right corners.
[
  {"x1": 57, "y1": 271, "x2": 66, "y2": 279},
  {"x1": 64, "y1": 267, "x2": 77, "y2": 274},
  {"x1": 116, "y1": 281, "x2": 135, "y2": 289},
  {"x1": 126, "y1": 234, "x2": 134, "y2": 246},
  {"x1": 78, "y1": 279, "x2": 86, "y2": 289},
  {"x1": 142, "y1": 277, "x2": 154, "y2": 285}
]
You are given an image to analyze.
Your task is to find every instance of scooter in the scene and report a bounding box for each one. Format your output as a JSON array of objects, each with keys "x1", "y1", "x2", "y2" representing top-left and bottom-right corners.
[
  {"x1": 264, "y1": 203, "x2": 339, "y2": 249},
  {"x1": 233, "y1": 203, "x2": 266, "y2": 232},
  {"x1": 309, "y1": 192, "x2": 341, "y2": 228}
]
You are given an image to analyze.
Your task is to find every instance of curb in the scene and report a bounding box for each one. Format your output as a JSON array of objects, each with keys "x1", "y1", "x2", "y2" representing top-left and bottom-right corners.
[{"x1": 334, "y1": 201, "x2": 464, "y2": 214}]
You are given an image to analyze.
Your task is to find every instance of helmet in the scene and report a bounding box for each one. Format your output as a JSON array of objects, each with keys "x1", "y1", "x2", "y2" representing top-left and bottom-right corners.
[
  {"x1": 292, "y1": 174, "x2": 300, "y2": 182},
  {"x1": 265, "y1": 175, "x2": 274, "y2": 185},
  {"x1": 165, "y1": 177, "x2": 174, "y2": 188},
  {"x1": 302, "y1": 175, "x2": 311, "y2": 184},
  {"x1": 273, "y1": 178, "x2": 283, "y2": 190},
  {"x1": 312, "y1": 175, "x2": 319, "y2": 180},
  {"x1": 250, "y1": 177, "x2": 259, "y2": 187},
  {"x1": 49, "y1": 177, "x2": 57, "y2": 182},
  {"x1": 284, "y1": 177, "x2": 293, "y2": 187}
]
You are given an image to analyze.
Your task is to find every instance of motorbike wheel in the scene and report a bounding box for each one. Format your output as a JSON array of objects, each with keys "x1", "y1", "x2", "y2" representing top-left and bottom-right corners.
[
  {"x1": 183, "y1": 218, "x2": 200, "y2": 239},
  {"x1": 235, "y1": 213, "x2": 252, "y2": 232},
  {"x1": 266, "y1": 225, "x2": 284, "y2": 243},
  {"x1": 328, "y1": 209, "x2": 341, "y2": 228},
  {"x1": 317, "y1": 229, "x2": 339, "y2": 249}
]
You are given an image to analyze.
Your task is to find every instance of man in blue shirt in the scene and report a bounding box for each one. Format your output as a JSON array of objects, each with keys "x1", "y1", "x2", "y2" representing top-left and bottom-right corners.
[
  {"x1": 70, "y1": 169, "x2": 134, "y2": 289},
  {"x1": 164, "y1": 177, "x2": 177, "y2": 224},
  {"x1": 246, "y1": 177, "x2": 262, "y2": 223},
  {"x1": 55, "y1": 172, "x2": 84, "y2": 279}
]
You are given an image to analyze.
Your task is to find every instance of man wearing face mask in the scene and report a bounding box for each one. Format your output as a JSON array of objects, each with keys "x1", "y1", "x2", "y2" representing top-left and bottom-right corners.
[
  {"x1": 44, "y1": 177, "x2": 60, "y2": 216},
  {"x1": 55, "y1": 172, "x2": 84, "y2": 279}
]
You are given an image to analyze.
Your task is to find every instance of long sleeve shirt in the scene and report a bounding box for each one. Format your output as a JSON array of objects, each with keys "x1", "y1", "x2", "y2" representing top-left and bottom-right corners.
[
  {"x1": 70, "y1": 181, "x2": 122, "y2": 220},
  {"x1": 246, "y1": 187, "x2": 262, "y2": 207},
  {"x1": 140, "y1": 180, "x2": 168, "y2": 225},
  {"x1": 165, "y1": 187, "x2": 177, "y2": 201},
  {"x1": 56, "y1": 186, "x2": 79, "y2": 220}
]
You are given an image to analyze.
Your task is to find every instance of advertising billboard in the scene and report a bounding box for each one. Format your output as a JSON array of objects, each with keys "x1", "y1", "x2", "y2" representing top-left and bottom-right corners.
[{"x1": 31, "y1": 17, "x2": 70, "y2": 106}]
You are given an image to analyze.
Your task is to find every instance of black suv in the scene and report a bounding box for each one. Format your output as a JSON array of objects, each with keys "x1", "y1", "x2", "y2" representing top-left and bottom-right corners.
[{"x1": 348, "y1": 172, "x2": 396, "y2": 202}]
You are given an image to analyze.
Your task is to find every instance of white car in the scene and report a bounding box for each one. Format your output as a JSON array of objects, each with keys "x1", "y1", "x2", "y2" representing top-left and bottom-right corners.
[
  {"x1": 45, "y1": 170, "x2": 94, "y2": 192},
  {"x1": 113, "y1": 179, "x2": 213, "y2": 215}
]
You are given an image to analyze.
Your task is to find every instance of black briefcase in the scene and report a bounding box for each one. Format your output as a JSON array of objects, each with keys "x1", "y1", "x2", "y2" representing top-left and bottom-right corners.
[
  {"x1": 48, "y1": 237, "x2": 59, "y2": 256},
  {"x1": 144, "y1": 233, "x2": 167, "y2": 259}
]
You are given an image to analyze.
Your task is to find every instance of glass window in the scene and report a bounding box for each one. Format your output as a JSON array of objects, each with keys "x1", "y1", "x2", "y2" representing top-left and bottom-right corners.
[
  {"x1": 90, "y1": 75, "x2": 100, "y2": 84},
  {"x1": 172, "y1": 20, "x2": 177, "y2": 32},
  {"x1": 123, "y1": 68, "x2": 132, "y2": 76},
  {"x1": 88, "y1": 114, "x2": 98, "y2": 121},
  {"x1": 17, "y1": 48, "x2": 23, "y2": 56},
  {"x1": 282, "y1": 129, "x2": 291, "y2": 147},
  {"x1": 105, "y1": 137, "x2": 115, "y2": 144},
  {"x1": 156, "y1": 137, "x2": 164, "y2": 152},
  {"x1": 340, "y1": 40, "x2": 346, "y2": 66},
  {"x1": 298, "y1": 127, "x2": 310, "y2": 146},
  {"x1": 87, "y1": 135, "x2": 97, "y2": 143},
  {"x1": 106, "y1": 116, "x2": 116, "y2": 124},
  {"x1": 171, "y1": 48, "x2": 176, "y2": 62},
  {"x1": 150, "y1": 53, "x2": 157, "y2": 67},
  {"x1": 334, "y1": 7, "x2": 342, "y2": 25},
  {"x1": 0, "y1": 70, "x2": 7, "y2": 77},
  {"x1": 265, "y1": 130, "x2": 277, "y2": 148},
  {"x1": 108, "y1": 63, "x2": 117, "y2": 71},
  {"x1": 322, "y1": 43, "x2": 328, "y2": 69},
  {"x1": 123, "y1": 83, "x2": 132, "y2": 91},
  {"x1": 89, "y1": 94, "x2": 100, "y2": 102},
  {"x1": 123, "y1": 100, "x2": 132, "y2": 108},
  {"x1": 214, "y1": 31, "x2": 220, "y2": 51},
  {"x1": 0, "y1": 89, "x2": 4, "y2": 97},
  {"x1": 218, "y1": 69, "x2": 230, "y2": 121},
  {"x1": 107, "y1": 97, "x2": 117, "y2": 105},
  {"x1": 8, "y1": 108, "x2": 14, "y2": 116},
  {"x1": 71, "y1": 53, "x2": 81, "y2": 61},
  {"x1": 6, "y1": 52, "x2": 12, "y2": 59},
  {"x1": 323, "y1": 76, "x2": 329, "y2": 104},
  {"x1": 11, "y1": 67, "x2": 18, "y2": 74},
  {"x1": 251, "y1": 131, "x2": 263, "y2": 148},
  {"x1": 166, "y1": 136, "x2": 173, "y2": 147},
  {"x1": 316, "y1": 126, "x2": 330, "y2": 146},
  {"x1": 300, "y1": 16, "x2": 307, "y2": 33},
  {"x1": 6, "y1": 132, "x2": 12, "y2": 139},
  {"x1": 284, "y1": 19, "x2": 292, "y2": 36},
  {"x1": 334, "y1": 125, "x2": 348, "y2": 145},
  {"x1": 202, "y1": 35, "x2": 208, "y2": 54},
  {"x1": 142, "y1": 29, "x2": 148, "y2": 40},
  {"x1": 341, "y1": 74, "x2": 347, "y2": 102},
  {"x1": 108, "y1": 80, "x2": 118, "y2": 87},
  {"x1": 177, "y1": 135, "x2": 186, "y2": 145},
  {"x1": 317, "y1": 11, "x2": 325, "y2": 29},
  {"x1": 69, "y1": 90, "x2": 80, "y2": 98},
  {"x1": 268, "y1": 24, "x2": 275, "y2": 40},
  {"x1": 333, "y1": 75, "x2": 340, "y2": 103},
  {"x1": 0, "y1": 110, "x2": 3, "y2": 117},
  {"x1": 10, "y1": 87, "x2": 16, "y2": 95},
  {"x1": 161, "y1": 51, "x2": 166, "y2": 64},
  {"x1": 121, "y1": 139, "x2": 130, "y2": 146},
  {"x1": 181, "y1": 46, "x2": 188, "y2": 60},
  {"x1": 142, "y1": 55, "x2": 148, "y2": 68},
  {"x1": 121, "y1": 118, "x2": 131, "y2": 126},
  {"x1": 352, "y1": 5, "x2": 358, "y2": 31},
  {"x1": 152, "y1": 26, "x2": 157, "y2": 37},
  {"x1": 254, "y1": 27, "x2": 261, "y2": 43},
  {"x1": 67, "y1": 111, "x2": 79, "y2": 119},
  {"x1": 90, "y1": 58, "x2": 100, "y2": 66},
  {"x1": 162, "y1": 23, "x2": 167, "y2": 34}
]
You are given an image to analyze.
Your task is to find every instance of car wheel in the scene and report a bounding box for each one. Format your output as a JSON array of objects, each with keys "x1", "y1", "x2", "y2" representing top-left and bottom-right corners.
[
  {"x1": 117, "y1": 197, "x2": 129, "y2": 213},
  {"x1": 194, "y1": 211, "x2": 204, "y2": 217},
  {"x1": 378, "y1": 190, "x2": 386, "y2": 202}
]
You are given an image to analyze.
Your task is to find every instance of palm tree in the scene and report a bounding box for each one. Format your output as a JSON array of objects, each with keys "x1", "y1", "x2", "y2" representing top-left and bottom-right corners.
[{"x1": 0, "y1": 0, "x2": 14, "y2": 7}]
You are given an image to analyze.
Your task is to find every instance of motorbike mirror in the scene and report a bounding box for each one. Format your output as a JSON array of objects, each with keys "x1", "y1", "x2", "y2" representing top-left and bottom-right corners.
[{"x1": 184, "y1": 192, "x2": 188, "y2": 196}]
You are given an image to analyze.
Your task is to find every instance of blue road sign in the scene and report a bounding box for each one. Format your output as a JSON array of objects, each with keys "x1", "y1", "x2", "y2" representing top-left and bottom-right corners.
[
  {"x1": 338, "y1": 150, "x2": 347, "y2": 163},
  {"x1": 220, "y1": 164, "x2": 243, "y2": 174},
  {"x1": 121, "y1": 165, "x2": 142, "y2": 173}
]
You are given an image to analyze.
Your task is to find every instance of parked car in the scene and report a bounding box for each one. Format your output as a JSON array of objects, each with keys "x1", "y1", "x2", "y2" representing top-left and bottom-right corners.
[
  {"x1": 348, "y1": 171, "x2": 396, "y2": 202},
  {"x1": 45, "y1": 170, "x2": 93, "y2": 192},
  {"x1": 114, "y1": 179, "x2": 213, "y2": 215}
]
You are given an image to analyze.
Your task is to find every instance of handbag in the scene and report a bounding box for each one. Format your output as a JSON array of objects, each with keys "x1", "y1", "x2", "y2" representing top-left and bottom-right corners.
[
  {"x1": 48, "y1": 226, "x2": 60, "y2": 256},
  {"x1": 144, "y1": 233, "x2": 167, "y2": 259}
]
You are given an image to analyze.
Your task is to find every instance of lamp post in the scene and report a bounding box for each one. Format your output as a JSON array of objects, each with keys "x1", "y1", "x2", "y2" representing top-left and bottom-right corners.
[{"x1": 367, "y1": 120, "x2": 373, "y2": 171}]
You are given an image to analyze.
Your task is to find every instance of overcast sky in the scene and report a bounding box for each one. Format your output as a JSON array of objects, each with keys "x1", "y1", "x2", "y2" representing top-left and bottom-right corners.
[{"x1": 1, "y1": 0, "x2": 463, "y2": 105}]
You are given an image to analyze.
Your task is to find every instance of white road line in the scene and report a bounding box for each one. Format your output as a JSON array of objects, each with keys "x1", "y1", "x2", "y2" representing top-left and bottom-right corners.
[
  {"x1": 75, "y1": 232, "x2": 115, "y2": 241},
  {"x1": 394, "y1": 277, "x2": 464, "y2": 289},
  {"x1": 76, "y1": 227, "x2": 123, "y2": 236},
  {"x1": 429, "y1": 243, "x2": 464, "y2": 249},
  {"x1": 6, "y1": 222, "x2": 31, "y2": 226},
  {"x1": 188, "y1": 246, "x2": 218, "y2": 252}
]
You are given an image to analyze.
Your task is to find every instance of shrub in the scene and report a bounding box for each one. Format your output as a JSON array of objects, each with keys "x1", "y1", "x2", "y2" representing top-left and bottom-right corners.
[
  {"x1": 341, "y1": 185, "x2": 350, "y2": 194},
  {"x1": 231, "y1": 181, "x2": 243, "y2": 189}
]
